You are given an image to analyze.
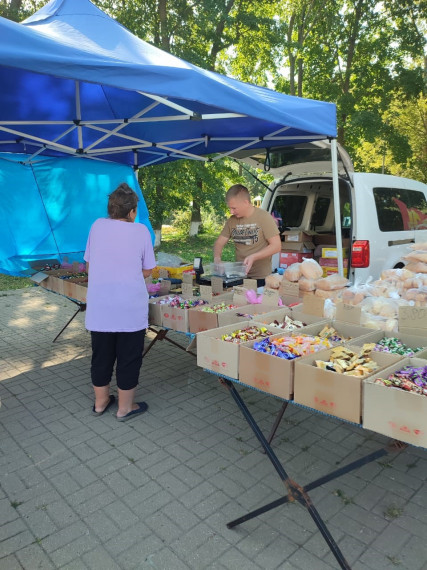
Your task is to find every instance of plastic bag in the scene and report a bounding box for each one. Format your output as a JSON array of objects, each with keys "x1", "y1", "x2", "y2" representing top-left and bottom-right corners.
[
  {"x1": 323, "y1": 299, "x2": 336, "y2": 320},
  {"x1": 315, "y1": 273, "x2": 349, "y2": 291},
  {"x1": 299, "y1": 276, "x2": 317, "y2": 291},
  {"x1": 410, "y1": 242, "x2": 427, "y2": 251},
  {"x1": 360, "y1": 312, "x2": 398, "y2": 333},
  {"x1": 300, "y1": 258, "x2": 323, "y2": 280},
  {"x1": 284, "y1": 263, "x2": 301, "y2": 282},
  {"x1": 265, "y1": 273, "x2": 282, "y2": 289},
  {"x1": 315, "y1": 288, "x2": 341, "y2": 299},
  {"x1": 405, "y1": 261, "x2": 427, "y2": 274},
  {"x1": 155, "y1": 252, "x2": 183, "y2": 267},
  {"x1": 380, "y1": 268, "x2": 414, "y2": 281},
  {"x1": 402, "y1": 286, "x2": 427, "y2": 306},
  {"x1": 404, "y1": 251, "x2": 427, "y2": 263}
]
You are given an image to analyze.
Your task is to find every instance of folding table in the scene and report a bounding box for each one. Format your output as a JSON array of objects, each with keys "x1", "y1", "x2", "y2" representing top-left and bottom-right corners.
[{"x1": 205, "y1": 370, "x2": 406, "y2": 570}]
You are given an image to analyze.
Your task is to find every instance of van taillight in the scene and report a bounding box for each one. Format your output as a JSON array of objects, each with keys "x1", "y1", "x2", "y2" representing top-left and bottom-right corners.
[{"x1": 351, "y1": 240, "x2": 370, "y2": 268}]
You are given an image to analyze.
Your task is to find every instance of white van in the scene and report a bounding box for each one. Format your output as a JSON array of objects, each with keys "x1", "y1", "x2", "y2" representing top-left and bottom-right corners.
[{"x1": 235, "y1": 142, "x2": 427, "y2": 282}]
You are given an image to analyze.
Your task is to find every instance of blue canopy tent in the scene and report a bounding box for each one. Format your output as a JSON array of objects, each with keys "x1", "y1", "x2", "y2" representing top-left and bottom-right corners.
[{"x1": 0, "y1": 0, "x2": 343, "y2": 276}]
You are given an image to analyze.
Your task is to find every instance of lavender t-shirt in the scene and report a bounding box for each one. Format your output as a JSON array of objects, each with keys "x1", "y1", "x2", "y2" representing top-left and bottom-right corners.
[{"x1": 84, "y1": 218, "x2": 156, "y2": 332}]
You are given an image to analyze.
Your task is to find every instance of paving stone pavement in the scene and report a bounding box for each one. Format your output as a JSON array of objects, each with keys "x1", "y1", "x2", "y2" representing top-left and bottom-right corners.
[{"x1": 0, "y1": 287, "x2": 426, "y2": 570}]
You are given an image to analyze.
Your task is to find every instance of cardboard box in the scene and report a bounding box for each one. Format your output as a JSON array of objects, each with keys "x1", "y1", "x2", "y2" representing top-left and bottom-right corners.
[
  {"x1": 282, "y1": 230, "x2": 315, "y2": 243},
  {"x1": 335, "y1": 302, "x2": 362, "y2": 325},
  {"x1": 161, "y1": 296, "x2": 205, "y2": 332},
  {"x1": 321, "y1": 247, "x2": 350, "y2": 259},
  {"x1": 299, "y1": 321, "x2": 378, "y2": 345},
  {"x1": 196, "y1": 321, "x2": 278, "y2": 379},
  {"x1": 38, "y1": 269, "x2": 88, "y2": 302},
  {"x1": 399, "y1": 306, "x2": 427, "y2": 337},
  {"x1": 282, "y1": 242, "x2": 315, "y2": 252},
  {"x1": 291, "y1": 306, "x2": 330, "y2": 327},
  {"x1": 239, "y1": 334, "x2": 295, "y2": 399},
  {"x1": 363, "y1": 358, "x2": 427, "y2": 447},
  {"x1": 319, "y1": 258, "x2": 349, "y2": 268},
  {"x1": 294, "y1": 347, "x2": 402, "y2": 423},
  {"x1": 352, "y1": 331, "x2": 427, "y2": 355},
  {"x1": 321, "y1": 267, "x2": 350, "y2": 278},
  {"x1": 148, "y1": 294, "x2": 173, "y2": 326},
  {"x1": 188, "y1": 301, "x2": 254, "y2": 333},
  {"x1": 279, "y1": 251, "x2": 313, "y2": 268}
]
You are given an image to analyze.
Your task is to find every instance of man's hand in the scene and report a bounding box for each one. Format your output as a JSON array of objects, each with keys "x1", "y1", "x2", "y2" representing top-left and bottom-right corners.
[{"x1": 243, "y1": 254, "x2": 255, "y2": 274}]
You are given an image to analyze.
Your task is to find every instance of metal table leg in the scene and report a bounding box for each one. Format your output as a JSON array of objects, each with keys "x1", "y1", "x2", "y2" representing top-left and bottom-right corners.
[
  {"x1": 219, "y1": 377, "x2": 397, "y2": 570},
  {"x1": 53, "y1": 302, "x2": 86, "y2": 342},
  {"x1": 142, "y1": 327, "x2": 197, "y2": 358}
]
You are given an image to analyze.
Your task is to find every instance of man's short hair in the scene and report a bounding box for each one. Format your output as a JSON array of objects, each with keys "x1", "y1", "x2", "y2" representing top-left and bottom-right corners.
[{"x1": 226, "y1": 184, "x2": 251, "y2": 202}]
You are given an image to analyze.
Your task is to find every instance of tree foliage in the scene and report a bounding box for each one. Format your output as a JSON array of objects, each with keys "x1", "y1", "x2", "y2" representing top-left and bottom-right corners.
[{"x1": 4, "y1": 0, "x2": 427, "y2": 233}]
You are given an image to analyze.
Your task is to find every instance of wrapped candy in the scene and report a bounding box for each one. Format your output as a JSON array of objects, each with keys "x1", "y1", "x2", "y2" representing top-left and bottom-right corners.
[
  {"x1": 375, "y1": 364, "x2": 427, "y2": 396},
  {"x1": 221, "y1": 326, "x2": 271, "y2": 343},
  {"x1": 268, "y1": 315, "x2": 306, "y2": 331},
  {"x1": 253, "y1": 333, "x2": 331, "y2": 359},
  {"x1": 373, "y1": 337, "x2": 425, "y2": 357},
  {"x1": 155, "y1": 295, "x2": 208, "y2": 309},
  {"x1": 315, "y1": 344, "x2": 380, "y2": 376},
  {"x1": 317, "y1": 325, "x2": 350, "y2": 343},
  {"x1": 201, "y1": 303, "x2": 237, "y2": 313}
]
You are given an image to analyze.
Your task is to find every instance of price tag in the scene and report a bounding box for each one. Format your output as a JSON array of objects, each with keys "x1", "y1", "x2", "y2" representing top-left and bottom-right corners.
[
  {"x1": 335, "y1": 302, "x2": 362, "y2": 324},
  {"x1": 182, "y1": 273, "x2": 193, "y2": 284},
  {"x1": 30, "y1": 271, "x2": 49, "y2": 284},
  {"x1": 262, "y1": 287, "x2": 279, "y2": 306},
  {"x1": 211, "y1": 276, "x2": 223, "y2": 295},
  {"x1": 158, "y1": 268, "x2": 169, "y2": 278},
  {"x1": 279, "y1": 280, "x2": 299, "y2": 296},
  {"x1": 199, "y1": 285, "x2": 213, "y2": 302},
  {"x1": 233, "y1": 286, "x2": 248, "y2": 306},
  {"x1": 243, "y1": 278, "x2": 257, "y2": 291},
  {"x1": 181, "y1": 283, "x2": 194, "y2": 298},
  {"x1": 159, "y1": 280, "x2": 171, "y2": 294}
]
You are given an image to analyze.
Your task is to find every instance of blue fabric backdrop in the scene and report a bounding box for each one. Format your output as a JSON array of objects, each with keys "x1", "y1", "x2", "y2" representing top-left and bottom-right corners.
[{"x1": 0, "y1": 153, "x2": 154, "y2": 275}]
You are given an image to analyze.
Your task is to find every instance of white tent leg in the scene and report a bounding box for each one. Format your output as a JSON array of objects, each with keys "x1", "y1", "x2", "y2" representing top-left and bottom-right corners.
[{"x1": 331, "y1": 138, "x2": 344, "y2": 277}]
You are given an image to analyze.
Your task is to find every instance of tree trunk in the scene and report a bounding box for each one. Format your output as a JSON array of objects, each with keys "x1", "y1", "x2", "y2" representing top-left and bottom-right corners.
[
  {"x1": 287, "y1": 14, "x2": 296, "y2": 96},
  {"x1": 189, "y1": 185, "x2": 202, "y2": 237},
  {"x1": 157, "y1": 0, "x2": 170, "y2": 52}
]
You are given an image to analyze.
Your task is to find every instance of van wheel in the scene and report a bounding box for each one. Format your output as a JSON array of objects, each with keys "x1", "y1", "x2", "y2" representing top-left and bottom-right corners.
[{"x1": 393, "y1": 262, "x2": 404, "y2": 269}]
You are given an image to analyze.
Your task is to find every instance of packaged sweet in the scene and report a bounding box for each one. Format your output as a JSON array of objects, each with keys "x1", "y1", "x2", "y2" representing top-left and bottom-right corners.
[
  {"x1": 221, "y1": 325, "x2": 271, "y2": 343},
  {"x1": 265, "y1": 273, "x2": 282, "y2": 289},
  {"x1": 284, "y1": 263, "x2": 302, "y2": 282},
  {"x1": 299, "y1": 276, "x2": 317, "y2": 291},
  {"x1": 403, "y1": 251, "x2": 427, "y2": 263},
  {"x1": 380, "y1": 268, "x2": 414, "y2": 281},
  {"x1": 375, "y1": 364, "x2": 427, "y2": 396},
  {"x1": 315, "y1": 344, "x2": 379, "y2": 376},
  {"x1": 253, "y1": 333, "x2": 331, "y2": 359},
  {"x1": 268, "y1": 314, "x2": 306, "y2": 331},
  {"x1": 410, "y1": 242, "x2": 427, "y2": 251},
  {"x1": 373, "y1": 337, "x2": 425, "y2": 357},
  {"x1": 402, "y1": 286, "x2": 427, "y2": 306},
  {"x1": 316, "y1": 273, "x2": 350, "y2": 291},
  {"x1": 315, "y1": 289, "x2": 341, "y2": 299},
  {"x1": 300, "y1": 259, "x2": 323, "y2": 280},
  {"x1": 405, "y1": 262, "x2": 427, "y2": 274}
]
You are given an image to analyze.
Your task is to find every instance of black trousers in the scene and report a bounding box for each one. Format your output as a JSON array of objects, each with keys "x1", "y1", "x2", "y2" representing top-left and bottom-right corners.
[{"x1": 90, "y1": 330, "x2": 146, "y2": 391}]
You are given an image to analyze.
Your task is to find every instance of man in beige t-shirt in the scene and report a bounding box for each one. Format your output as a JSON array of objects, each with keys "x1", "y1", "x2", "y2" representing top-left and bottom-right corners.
[{"x1": 214, "y1": 184, "x2": 281, "y2": 284}]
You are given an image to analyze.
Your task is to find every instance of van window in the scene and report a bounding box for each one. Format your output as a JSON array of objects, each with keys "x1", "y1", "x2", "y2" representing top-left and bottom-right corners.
[
  {"x1": 311, "y1": 196, "x2": 330, "y2": 227},
  {"x1": 373, "y1": 187, "x2": 427, "y2": 232},
  {"x1": 272, "y1": 195, "x2": 307, "y2": 228}
]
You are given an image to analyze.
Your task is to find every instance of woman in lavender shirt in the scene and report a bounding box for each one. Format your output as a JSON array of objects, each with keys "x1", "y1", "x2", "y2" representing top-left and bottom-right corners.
[{"x1": 84, "y1": 183, "x2": 156, "y2": 421}]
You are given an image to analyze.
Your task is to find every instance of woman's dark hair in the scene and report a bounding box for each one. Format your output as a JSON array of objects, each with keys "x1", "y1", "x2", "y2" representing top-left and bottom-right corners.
[{"x1": 108, "y1": 183, "x2": 139, "y2": 219}]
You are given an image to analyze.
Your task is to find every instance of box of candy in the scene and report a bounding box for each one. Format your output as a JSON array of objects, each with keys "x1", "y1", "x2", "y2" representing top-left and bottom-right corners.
[
  {"x1": 239, "y1": 332, "x2": 334, "y2": 400},
  {"x1": 363, "y1": 358, "x2": 427, "y2": 447},
  {"x1": 160, "y1": 296, "x2": 210, "y2": 332},
  {"x1": 301, "y1": 321, "x2": 380, "y2": 345},
  {"x1": 294, "y1": 344, "x2": 403, "y2": 424},
  {"x1": 39, "y1": 269, "x2": 88, "y2": 302},
  {"x1": 196, "y1": 322, "x2": 279, "y2": 379},
  {"x1": 353, "y1": 332, "x2": 427, "y2": 357}
]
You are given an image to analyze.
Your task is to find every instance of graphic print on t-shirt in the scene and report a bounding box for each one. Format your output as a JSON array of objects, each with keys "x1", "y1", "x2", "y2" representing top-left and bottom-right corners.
[{"x1": 230, "y1": 223, "x2": 260, "y2": 246}]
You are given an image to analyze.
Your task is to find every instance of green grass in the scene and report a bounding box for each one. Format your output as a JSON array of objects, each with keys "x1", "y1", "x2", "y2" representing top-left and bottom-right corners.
[
  {"x1": 157, "y1": 228, "x2": 236, "y2": 264},
  {"x1": 0, "y1": 274, "x2": 33, "y2": 292}
]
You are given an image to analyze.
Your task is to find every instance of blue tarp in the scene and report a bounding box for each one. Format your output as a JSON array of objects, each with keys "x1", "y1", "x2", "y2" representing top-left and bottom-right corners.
[
  {"x1": 0, "y1": 0, "x2": 337, "y2": 275},
  {"x1": 0, "y1": 0, "x2": 337, "y2": 167},
  {"x1": 0, "y1": 153, "x2": 154, "y2": 275}
]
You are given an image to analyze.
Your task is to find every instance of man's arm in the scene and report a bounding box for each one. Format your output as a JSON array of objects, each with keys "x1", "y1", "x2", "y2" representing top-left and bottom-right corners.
[
  {"x1": 213, "y1": 235, "x2": 229, "y2": 263},
  {"x1": 243, "y1": 234, "x2": 281, "y2": 274}
]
